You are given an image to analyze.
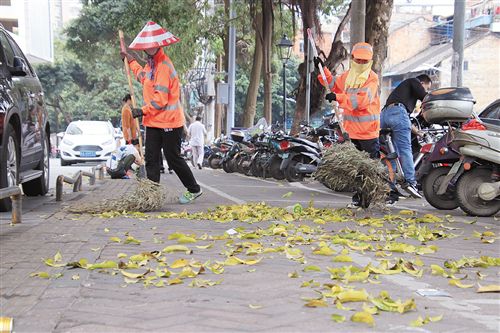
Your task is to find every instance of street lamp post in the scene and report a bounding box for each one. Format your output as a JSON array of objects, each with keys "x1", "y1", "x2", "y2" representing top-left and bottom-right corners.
[{"x1": 277, "y1": 34, "x2": 293, "y2": 132}]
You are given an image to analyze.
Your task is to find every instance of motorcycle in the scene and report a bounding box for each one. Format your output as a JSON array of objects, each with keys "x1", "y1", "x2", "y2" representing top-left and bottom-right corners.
[{"x1": 419, "y1": 87, "x2": 500, "y2": 217}]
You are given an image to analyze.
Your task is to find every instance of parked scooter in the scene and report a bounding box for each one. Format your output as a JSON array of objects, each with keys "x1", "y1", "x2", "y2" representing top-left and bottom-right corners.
[{"x1": 419, "y1": 87, "x2": 500, "y2": 217}]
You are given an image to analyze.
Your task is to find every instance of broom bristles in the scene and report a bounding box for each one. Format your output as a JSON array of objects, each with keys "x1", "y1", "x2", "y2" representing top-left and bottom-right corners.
[{"x1": 68, "y1": 178, "x2": 170, "y2": 213}]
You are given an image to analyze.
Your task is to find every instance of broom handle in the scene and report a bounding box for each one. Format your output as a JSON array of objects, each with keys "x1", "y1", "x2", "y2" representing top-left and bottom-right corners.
[
  {"x1": 306, "y1": 28, "x2": 346, "y2": 136},
  {"x1": 119, "y1": 30, "x2": 144, "y2": 161}
]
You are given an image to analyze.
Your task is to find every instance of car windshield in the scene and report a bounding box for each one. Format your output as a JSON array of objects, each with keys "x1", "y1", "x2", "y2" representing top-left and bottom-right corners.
[{"x1": 66, "y1": 122, "x2": 112, "y2": 135}]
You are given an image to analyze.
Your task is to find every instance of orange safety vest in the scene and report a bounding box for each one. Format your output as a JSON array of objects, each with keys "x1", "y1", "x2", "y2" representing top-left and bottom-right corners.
[
  {"x1": 319, "y1": 67, "x2": 381, "y2": 140},
  {"x1": 129, "y1": 48, "x2": 185, "y2": 129}
]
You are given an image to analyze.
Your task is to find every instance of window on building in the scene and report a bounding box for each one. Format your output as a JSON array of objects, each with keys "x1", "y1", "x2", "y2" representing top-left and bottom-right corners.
[
  {"x1": 0, "y1": 0, "x2": 11, "y2": 6},
  {"x1": 463, "y1": 60, "x2": 468, "y2": 71}
]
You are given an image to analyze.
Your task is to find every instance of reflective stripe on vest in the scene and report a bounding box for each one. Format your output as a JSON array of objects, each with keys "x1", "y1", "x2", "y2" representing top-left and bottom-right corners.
[
  {"x1": 162, "y1": 61, "x2": 177, "y2": 79},
  {"x1": 151, "y1": 101, "x2": 180, "y2": 111},
  {"x1": 352, "y1": 44, "x2": 373, "y2": 53},
  {"x1": 343, "y1": 114, "x2": 380, "y2": 123},
  {"x1": 154, "y1": 84, "x2": 170, "y2": 94},
  {"x1": 137, "y1": 71, "x2": 146, "y2": 82},
  {"x1": 346, "y1": 87, "x2": 375, "y2": 106}
]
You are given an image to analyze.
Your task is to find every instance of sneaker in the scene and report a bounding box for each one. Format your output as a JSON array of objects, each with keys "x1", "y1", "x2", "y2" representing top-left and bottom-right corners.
[
  {"x1": 168, "y1": 169, "x2": 173, "y2": 174},
  {"x1": 160, "y1": 167, "x2": 165, "y2": 174},
  {"x1": 179, "y1": 190, "x2": 203, "y2": 204},
  {"x1": 403, "y1": 183, "x2": 422, "y2": 199},
  {"x1": 385, "y1": 198, "x2": 397, "y2": 207},
  {"x1": 347, "y1": 201, "x2": 361, "y2": 209},
  {"x1": 197, "y1": 163, "x2": 202, "y2": 170}
]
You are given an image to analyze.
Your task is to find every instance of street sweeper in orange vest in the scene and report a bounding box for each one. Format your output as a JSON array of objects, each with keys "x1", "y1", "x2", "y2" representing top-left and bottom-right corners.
[{"x1": 120, "y1": 21, "x2": 202, "y2": 204}]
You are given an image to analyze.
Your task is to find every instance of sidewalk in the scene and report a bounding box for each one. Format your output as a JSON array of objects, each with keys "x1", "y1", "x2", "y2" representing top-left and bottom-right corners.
[{"x1": 1, "y1": 170, "x2": 499, "y2": 332}]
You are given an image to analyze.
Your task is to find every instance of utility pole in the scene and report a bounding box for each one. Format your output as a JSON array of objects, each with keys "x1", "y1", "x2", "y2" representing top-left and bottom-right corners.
[
  {"x1": 451, "y1": 0, "x2": 465, "y2": 87},
  {"x1": 350, "y1": 0, "x2": 366, "y2": 45},
  {"x1": 305, "y1": 27, "x2": 313, "y2": 125},
  {"x1": 226, "y1": 0, "x2": 236, "y2": 134}
]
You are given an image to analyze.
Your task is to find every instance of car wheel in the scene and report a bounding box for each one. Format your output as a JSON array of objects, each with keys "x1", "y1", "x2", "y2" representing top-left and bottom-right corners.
[
  {"x1": 23, "y1": 132, "x2": 50, "y2": 196},
  {"x1": 0, "y1": 124, "x2": 20, "y2": 212}
]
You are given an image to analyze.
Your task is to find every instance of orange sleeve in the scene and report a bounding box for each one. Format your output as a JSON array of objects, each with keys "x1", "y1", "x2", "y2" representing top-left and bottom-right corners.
[
  {"x1": 129, "y1": 60, "x2": 147, "y2": 85},
  {"x1": 317, "y1": 67, "x2": 335, "y2": 92}
]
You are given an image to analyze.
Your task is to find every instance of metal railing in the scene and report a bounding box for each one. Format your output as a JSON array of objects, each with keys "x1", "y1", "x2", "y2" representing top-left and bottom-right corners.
[
  {"x1": 0, "y1": 186, "x2": 22, "y2": 224},
  {"x1": 55, "y1": 164, "x2": 105, "y2": 202}
]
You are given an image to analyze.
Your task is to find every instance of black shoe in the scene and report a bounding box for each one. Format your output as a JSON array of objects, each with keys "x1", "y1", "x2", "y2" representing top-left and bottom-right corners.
[
  {"x1": 197, "y1": 163, "x2": 202, "y2": 170},
  {"x1": 403, "y1": 183, "x2": 422, "y2": 199},
  {"x1": 168, "y1": 169, "x2": 173, "y2": 174},
  {"x1": 160, "y1": 167, "x2": 165, "y2": 174},
  {"x1": 385, "y1": 198, "x2": 398, "y2": 207}
]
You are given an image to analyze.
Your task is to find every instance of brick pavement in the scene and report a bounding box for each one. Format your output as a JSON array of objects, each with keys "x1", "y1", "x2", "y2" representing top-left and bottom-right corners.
[{"x1": 0, "y1": 169, "x2": 499, "y2": 333}]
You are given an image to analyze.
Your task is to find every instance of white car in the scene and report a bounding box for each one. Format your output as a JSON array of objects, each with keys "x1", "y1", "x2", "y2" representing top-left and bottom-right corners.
[{"x1": 59, "y1": 121, "x2": 118, "y2": 166}]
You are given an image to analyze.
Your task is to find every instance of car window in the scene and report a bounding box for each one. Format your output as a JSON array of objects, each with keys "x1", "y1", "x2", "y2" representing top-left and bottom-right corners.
[
  {"x1": 66, "y1": 122, "x2": 113, "y2": 135},
  {"x1": 480, "y1": 103, "x2": 500, "y2": 120},
  {"x1": 6, "y1": 34, "x2": 33, "y2": 76},
  {"x1": 0, "y1": 31, "x2": 15, "y2": 67}
]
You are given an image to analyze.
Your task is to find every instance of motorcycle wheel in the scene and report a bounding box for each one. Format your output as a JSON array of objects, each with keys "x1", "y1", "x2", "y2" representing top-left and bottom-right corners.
[
  {"x1": 222, "y1": 160, "x2": 234, "y2": 173},
  {"x1": 269, "y1": 155, "x2": 285, "y2": 180},
  {"x1": 285, "y1": 156, "x2": 307, "y2": 182},
  {"x1": 236, "y1": 155, "x2": 250, "y2": 174},
  {"x1": 422, "y1": 167, "x2": 459, "y2": 210},
  {"x1": 208, "y1": 155, "x2": 221, "y2": 169},
  {"x1": 250, "y1": 159, "x2": 264, "y2": 177},
  {"x1": 456, "y1": 167, "x2": 500, "y2": 217}
]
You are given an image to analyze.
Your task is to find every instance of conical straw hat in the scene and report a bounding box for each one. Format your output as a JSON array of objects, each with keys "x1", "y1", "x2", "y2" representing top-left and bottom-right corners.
[{"x1": 129, "y1": 21, "x2": 180, "y2": 50}]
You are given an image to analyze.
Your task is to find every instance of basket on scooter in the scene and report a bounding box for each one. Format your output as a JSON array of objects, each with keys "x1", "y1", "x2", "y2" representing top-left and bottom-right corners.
[{"x1": 421, "y1": 87, "x2": 475, "y2": 124}]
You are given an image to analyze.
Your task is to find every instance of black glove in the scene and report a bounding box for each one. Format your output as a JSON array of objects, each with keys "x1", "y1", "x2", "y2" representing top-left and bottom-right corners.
[
  {"x1": 130, "y1": 138, "x2": 140, "y2": 145},
  {"x1": 131, "y1": 108, "x2": 143, "y2": 118},
  {"x1": 325, "y1": 93, "x2": 336, "y2": 103},
  {"x1": 313, "y1": 57, "x2": 324, "y2": 70}
]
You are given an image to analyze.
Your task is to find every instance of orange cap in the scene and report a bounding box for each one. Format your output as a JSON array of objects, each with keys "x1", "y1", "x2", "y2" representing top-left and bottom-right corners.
[{"x1": 351, "y1": 42, "x2": 373, "y2": 60}]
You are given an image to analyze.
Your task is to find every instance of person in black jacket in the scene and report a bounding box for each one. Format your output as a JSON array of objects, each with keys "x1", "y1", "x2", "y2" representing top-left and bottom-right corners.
[{"x1": 381, "y1": 74, "x2": 432, "y2": 200}]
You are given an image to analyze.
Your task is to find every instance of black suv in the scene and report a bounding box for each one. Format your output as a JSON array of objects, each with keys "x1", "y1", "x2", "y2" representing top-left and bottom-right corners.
[{"x1": 0, "y1": 25, "x2": 50, "y2": 211}]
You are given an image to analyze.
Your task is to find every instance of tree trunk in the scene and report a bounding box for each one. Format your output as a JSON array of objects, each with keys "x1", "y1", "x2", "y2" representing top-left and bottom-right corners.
[
  {"x1": 365, "y1": 0, "x2": 394, "y2": 78},
  {"x1": 261, "y1": 0, "x2": 273, "y2": 125},
  {"x1": 243, "y1": 10, "x2": 263, "y2": 128}
]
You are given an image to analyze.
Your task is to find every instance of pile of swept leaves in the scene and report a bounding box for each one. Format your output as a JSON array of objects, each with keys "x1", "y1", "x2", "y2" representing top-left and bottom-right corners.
[
  {"x1": 315, "y1": 142, "x2": 390, "y2": 205},
  {"x1": 68, "y1": 178, "x2": 168, "y2": 213}
]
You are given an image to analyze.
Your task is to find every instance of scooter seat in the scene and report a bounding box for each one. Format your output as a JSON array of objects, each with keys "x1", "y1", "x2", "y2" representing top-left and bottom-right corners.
[{"x1": 380, "y1": 128, "x2": 393, "y2": 135}]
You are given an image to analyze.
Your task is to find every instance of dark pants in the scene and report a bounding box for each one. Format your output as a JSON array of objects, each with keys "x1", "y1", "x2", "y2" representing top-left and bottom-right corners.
[
  {"x1": 145, "y1": 126, "x2": 200, "y2": 193},
  {"x1": 108, "y1": 154, "x2": 135, "y2": 179},
  {"x1": 350, "y1": 138, "x2": 380, "y2": 207}
]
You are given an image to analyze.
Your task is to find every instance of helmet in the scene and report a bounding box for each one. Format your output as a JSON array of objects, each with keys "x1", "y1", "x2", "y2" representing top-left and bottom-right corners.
[{"x1": 129, "y1": 21, "x2": 180, "y2": 50}]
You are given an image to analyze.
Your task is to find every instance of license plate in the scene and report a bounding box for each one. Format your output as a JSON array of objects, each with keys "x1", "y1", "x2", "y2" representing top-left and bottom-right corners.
[{"x1": 80, "y1": 151, "x2": 96, "y2": 157}]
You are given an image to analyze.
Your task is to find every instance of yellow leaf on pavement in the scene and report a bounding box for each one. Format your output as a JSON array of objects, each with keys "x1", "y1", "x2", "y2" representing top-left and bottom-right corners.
[
  {"x1": 449, "y1": 279, "x2": 474, "y2": 288},
  {"x1": 167, "y1": 278, "x2": 183, "y2": 285},
  {"x1": 109, "y1": 237, "x2": 121, "y2": 243},
  {"x1": 331, "y1": 314, "x2": 346, "y2": 323},
  {"x1": 304, "y1": 299, "x2": 328, "y2": 308},
  {"x1": 162, "y1": 245, "x2": 192, "y2": 254},
  {"x1": 337, "y1": 290, "x2": 369, "y2": 303},
  {"x1": 351, "y1": 311, "x2": 374, "y2": 326},
  {"x1": 249, "y1": 304, "x2": 263, "y2": 309},
  {"x1": 170, "y1": 259, "x2": 190, "y2": 269},
  {"x1": 476, "y1": 284, "x2": 500, "y2": 293}
]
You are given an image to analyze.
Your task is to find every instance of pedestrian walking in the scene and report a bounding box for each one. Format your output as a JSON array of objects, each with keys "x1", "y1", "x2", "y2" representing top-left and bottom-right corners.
[
  {"x1": 188, "y1": 116, "x2": 207, "y2": 170},
  {"x1": 121, "y1": 94, "x2": 139, "y2": 146},
  {"x1": 120, "y1": 21, "x2": 202, "y2": 204},
  {"x1": 316, "y1": 42, "x2": 384, "y2": 208},
  {"x1": 381, "y1": 74, "x2": 432, "y2": 198}
]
